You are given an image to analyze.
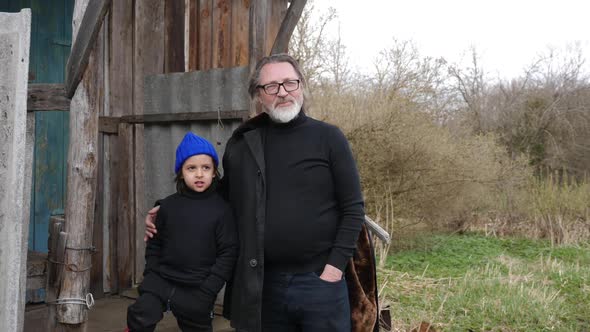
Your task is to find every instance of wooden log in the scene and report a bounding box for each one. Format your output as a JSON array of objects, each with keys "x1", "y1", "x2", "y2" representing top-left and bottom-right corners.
[
  {"x1": 270, "y1": 0, "x2": 306, "y2": 54},
  {"x1": 65, "y1": 0, "x2": 111, "y2": 98},
  {"x1": 107, "y1": 0, "x2": 134, "y2": 293},
  {"x1": 57, "y1": 0, "x2": 104, "y2": 324},
  {"x1": 27, "y1": 84, "x2": 70, "y2": 111}
]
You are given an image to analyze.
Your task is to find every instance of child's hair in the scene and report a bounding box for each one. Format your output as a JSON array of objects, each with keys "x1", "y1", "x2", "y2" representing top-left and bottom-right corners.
[{"x1": 175, "y1": 166, "x2": 220, "y2": 194}]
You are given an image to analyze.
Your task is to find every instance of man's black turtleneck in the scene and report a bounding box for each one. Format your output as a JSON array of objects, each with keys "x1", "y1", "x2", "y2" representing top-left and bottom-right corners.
[
  {"x1": 263, "y1": 112, "x2": 365, "y2": 273},
  {"x1": 145, "y1": 182, "x2": 238, "y2": 299}
]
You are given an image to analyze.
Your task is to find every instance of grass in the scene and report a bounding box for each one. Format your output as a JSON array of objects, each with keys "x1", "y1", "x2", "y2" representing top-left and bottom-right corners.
[{"x1": 379, "y1": 233, "x2": 590, "y2": 331}]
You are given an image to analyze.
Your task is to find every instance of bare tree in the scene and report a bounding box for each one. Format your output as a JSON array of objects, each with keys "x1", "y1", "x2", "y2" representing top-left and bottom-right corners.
[{"x1": 289, "y1": 0, "x2": 337, "y2": 86}]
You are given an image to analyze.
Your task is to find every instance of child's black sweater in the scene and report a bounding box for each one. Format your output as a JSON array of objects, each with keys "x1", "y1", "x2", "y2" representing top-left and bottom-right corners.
[{"x1": 144, "y1": 184, "x2": 238, "y2": 300}]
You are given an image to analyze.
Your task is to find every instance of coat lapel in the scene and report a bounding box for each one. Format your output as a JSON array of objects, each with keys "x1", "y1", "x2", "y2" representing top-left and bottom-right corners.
[{"x1": 244, "y1": 129, "x2": 265, "y2": 180}]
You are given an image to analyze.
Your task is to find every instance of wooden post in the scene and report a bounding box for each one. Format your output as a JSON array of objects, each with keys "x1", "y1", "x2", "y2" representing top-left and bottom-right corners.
[
  {"x1": 55, "y1": 0, "x2": 104, "y2": 326},
  {"x1": 270, "y1": 0, "x2": 306, "y2": 54},
  {"x1": 108, "y1": 0, "x2": 134, "y2": 293},
  {"x1": 46, "y1": 216, "x2": 64, "y2": 331}
]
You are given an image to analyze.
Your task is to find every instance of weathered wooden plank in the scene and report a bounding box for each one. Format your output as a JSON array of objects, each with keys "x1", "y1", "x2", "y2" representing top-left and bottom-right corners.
[
  {"x1": 65, "y1": 0, "x2": 111, "y2": 98},
  {"x1": 46, "y1": 216, "x2": 64, "y2": 331},
  {"x1": 108, "y1": 0, "x2": 134, "y2": 293},
  {"x1": 198, "y1": 0, "x2": 212, "y2": 70},
  {"x1": 125, "y1": 110, "x2": 250, "y2": 124},
  {"x1": 134, "y1": 0, "x2": 166, "y2": 284},
  {"x1": 267, "y1": 0, "x2": 288, "y2": 54},
  {"x1": 188, "y1": 0, "x2": 199, "y2": 70},
  {"x1": 165, "y1": 0, "x2": 185, "y2": 72},
  {"x1": 90, "y1": 25, "x2": 106, "y2": 299},
  {"x1": 27, "y1": 84, "x2": 70, "y2": 111},
  {"x1": 212, "y1": 0, "x2": 230, "y2": 68},
  {"x1": 98, "y1": 116, "x2": 119, "y2": 134},
  {"x1": 249, "y1": 0, "x2": 269, "y2": 70},
  {"x1": 230, "y1": 0, "x2": 249, "y2": 66},
  {"x1": 271, "y1": 0, "x2": 306, "y2": 54},
  {"x1": 116, "y1": 122, "x2": 134, "y2": 290}
]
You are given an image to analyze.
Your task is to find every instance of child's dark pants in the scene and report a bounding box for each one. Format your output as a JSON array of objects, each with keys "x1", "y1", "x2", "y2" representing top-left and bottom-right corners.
[{"x1": 127, "y1": 272, "x2": 214, "y2": 332}]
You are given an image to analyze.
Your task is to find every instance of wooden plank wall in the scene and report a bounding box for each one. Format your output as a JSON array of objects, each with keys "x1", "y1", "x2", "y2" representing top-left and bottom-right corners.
[
  {"x1": 99, "y1": 0, "x2": 289, "y2": 293},
  {"x1": 188, "y1": 0, "x2": 287, "y2": 71}
]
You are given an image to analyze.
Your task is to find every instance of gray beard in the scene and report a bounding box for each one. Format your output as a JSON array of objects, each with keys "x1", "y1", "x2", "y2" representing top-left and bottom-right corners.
[{"x1": 267, "y1": 102, "x2": 301, "y2": 123}]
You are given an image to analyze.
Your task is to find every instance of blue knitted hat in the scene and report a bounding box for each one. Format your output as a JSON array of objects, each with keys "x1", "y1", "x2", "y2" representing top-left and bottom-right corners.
[{"x1": 175, "y1": 132, "x2": 219, "y2": 173}]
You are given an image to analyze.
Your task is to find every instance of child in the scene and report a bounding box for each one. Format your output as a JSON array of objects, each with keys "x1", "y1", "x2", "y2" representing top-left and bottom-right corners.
[{"x1": 127, "y1": 132, "x2": 238, "y2": 332}]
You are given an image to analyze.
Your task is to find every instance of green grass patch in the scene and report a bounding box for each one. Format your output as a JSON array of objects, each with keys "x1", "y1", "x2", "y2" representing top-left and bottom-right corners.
[{"x1": 380, "y1": 233, "x2": 590, "y2": 331}]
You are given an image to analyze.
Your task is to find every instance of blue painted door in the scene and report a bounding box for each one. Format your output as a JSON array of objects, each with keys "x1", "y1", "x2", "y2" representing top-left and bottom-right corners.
[{"x1": 0, "y1": 0, "x2": 74, "y2": 252}]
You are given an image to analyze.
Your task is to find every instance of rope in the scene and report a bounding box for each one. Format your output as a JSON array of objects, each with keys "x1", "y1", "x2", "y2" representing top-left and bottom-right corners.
[
  {"x1": 47, "y1": 293, "x2": 95, "y2": 309},
  {"x1": 66, "y1": 245, "x2": 97, "y2": 253}
]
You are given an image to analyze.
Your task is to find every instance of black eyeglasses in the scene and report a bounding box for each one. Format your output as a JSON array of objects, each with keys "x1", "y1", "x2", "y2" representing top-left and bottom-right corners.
[{"x1": 257, "y1": 79, "x2": 300, "y2": 95}]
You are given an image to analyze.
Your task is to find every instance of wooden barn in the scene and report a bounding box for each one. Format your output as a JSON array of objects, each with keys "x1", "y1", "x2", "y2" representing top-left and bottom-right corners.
[{"x1": 2, "y1": 0, "x2": 309, "y2": 330}]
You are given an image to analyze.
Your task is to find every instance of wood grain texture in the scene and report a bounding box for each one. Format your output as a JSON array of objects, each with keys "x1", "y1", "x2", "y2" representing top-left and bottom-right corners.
[
  {"x1": 271, "y1": 0, "x2": 306, "y2": 54},
  {"x1": 58, "y1": 7, "x2": 104, "y2": 324},
  {"x1": 108, "y1": 0, "x2": 134, "y2": 293},
  {"x1": 230, "y1": 0, "x2": 250, "y2": 66},
  {"x1": 212, "y1": 0, "x2": 231, "y2": 68},
  {"x1": 198, "y1": 0, "x2": 213, "y2": 70},
  {"x1": 65, "y1": 0, "x2": 111, "y2": 98},
  {"x1": 165, "y1": 0, "x2": 185, "y2": 72},
  {"x1": 27, "y1": 84, "x2": 70, "y2": 111}
]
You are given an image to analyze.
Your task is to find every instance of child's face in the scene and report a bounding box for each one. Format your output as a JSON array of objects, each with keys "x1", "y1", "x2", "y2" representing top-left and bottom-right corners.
[{"x1": 181, "y1": 154, "x2": 215, "y2": 192}]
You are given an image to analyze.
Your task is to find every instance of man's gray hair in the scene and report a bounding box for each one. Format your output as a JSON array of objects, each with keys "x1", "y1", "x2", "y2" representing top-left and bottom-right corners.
[{"x1": 248, "y1": 53, "x2": 308, "y2": 99}]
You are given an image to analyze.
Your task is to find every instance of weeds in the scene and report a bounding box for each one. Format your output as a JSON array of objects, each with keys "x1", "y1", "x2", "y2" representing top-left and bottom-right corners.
[{"x1": 380, "y1": 233, "x2": 590, "y2": 331}]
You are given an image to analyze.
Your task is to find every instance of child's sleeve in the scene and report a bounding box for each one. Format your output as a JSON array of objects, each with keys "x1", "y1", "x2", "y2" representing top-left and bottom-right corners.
[{"x1": 198, "y1": 207, "x2": 238, "y2": 299}]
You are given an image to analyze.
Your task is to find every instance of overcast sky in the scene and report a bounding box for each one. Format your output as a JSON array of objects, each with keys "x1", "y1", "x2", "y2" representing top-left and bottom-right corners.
[{"x1": 314, "y1": 0, "x2": 590, "y2": 79}]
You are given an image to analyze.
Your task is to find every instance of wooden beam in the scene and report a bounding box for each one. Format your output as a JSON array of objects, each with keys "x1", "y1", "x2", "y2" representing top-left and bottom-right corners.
[
  {"x1": 121, "y1": 110, "x2": 249, "y2": 124},
  {"x1": 27, "y1": 84, "x2": 70, "y2": 111},
  {"x1": 270, "y1": 0, "x2": 307, "y2": 54},
  {"x1": 98, "y1": 110, "x2": 249, "y2": 133},
  {"x1": 65, "y1": 0, "x2": 111, "y2": 98}
]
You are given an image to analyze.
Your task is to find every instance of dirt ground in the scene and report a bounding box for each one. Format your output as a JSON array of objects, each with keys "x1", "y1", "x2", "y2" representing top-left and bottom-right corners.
[{"x1": 24, "y1": 294, "x2": 234, "y2": 332}]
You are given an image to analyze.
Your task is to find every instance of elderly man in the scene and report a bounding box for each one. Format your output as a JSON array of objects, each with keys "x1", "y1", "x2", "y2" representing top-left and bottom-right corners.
[{"x1": 146, "y1": 54, "x2": 367, "y2": 332}]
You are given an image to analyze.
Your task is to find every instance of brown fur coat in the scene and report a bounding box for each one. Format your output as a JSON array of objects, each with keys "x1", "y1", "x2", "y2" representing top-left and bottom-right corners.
[{"x1": 346, "y1": 224, "x2": 380, "y2": 332}]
